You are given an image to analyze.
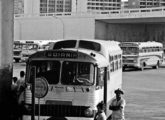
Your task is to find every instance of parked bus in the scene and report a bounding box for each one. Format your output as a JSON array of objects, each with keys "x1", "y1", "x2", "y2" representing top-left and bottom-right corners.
[
  {"x1": 22, "y1": 39, "x2": 123, "y2": 120},
  {"x1": 13, "y1": 40, "x2": 55, "y2": 62},
  {"x1": 13, "y1": 40, "x2": 23, "y2": 62},
  {"x1": 120, "y1": 41, "x2": 164, "y2": 71}
]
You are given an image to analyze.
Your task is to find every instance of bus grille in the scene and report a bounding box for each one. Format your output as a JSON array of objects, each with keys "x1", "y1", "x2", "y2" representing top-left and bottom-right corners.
[{"x1": 24, "y1": 104, "x2": 91, "y2": 117}]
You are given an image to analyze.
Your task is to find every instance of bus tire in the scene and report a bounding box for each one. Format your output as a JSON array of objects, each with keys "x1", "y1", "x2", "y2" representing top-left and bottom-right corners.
[
  {"x1": 140, "y1": 62, "x2": 145, "y2": 71},
  {"x1": 122, "y1": 67, "x2": 126, "y2": 71},
  {"x1": 153, "y1": 61, "x2": 159, "y2": 69}
]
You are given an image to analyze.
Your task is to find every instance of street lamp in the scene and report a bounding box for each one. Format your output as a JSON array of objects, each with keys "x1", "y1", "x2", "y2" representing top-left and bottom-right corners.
[{"x1": 52, "y1": 16, "x2": 65, "y2": 39}]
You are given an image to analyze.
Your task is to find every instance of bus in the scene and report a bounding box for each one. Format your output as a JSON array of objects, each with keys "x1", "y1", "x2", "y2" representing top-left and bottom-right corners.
[
  {"x1": 120, "y1": 41, "x2": 164, "y2": 71},
  {"x1": 22, "y1": 39, "x2": 123, "y2": 120},
  {"x1": 13, "y1": 40, "x2": 55, "y2": 62},
  {"x1": 13, "y1": 40, "x2": 23, "y2": 62}
]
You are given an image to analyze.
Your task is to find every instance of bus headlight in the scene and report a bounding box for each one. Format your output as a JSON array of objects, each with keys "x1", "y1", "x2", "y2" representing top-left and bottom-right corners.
[{"x1": 84, "y1": 107, "x2": 94, "y2": 117}]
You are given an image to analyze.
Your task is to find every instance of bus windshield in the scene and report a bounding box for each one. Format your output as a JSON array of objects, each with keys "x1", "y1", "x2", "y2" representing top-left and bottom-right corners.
[
  {"x1": 61, "y1": 61, "x2": 94, "y2": 86},
  {"x1": 121, "y1": 47, "x2": 139, "y2": 55},
  {"x1": 29, "y1": 61, "x2": 94, "y2": 86},
  {"x1": 22, "y1": 44, "x2": 38, "y2": 50},
  {"x1": 30, "y1": 61, "x2": 60, "y2": 84},
  {"x1": 14, "y1": 43, "x2": 23, "y2": 49}
]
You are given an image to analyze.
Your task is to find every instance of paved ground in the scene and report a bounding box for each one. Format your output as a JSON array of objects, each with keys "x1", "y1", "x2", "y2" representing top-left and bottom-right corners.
[{"x1": 123, "y1": 63, "x2": 165, "y2": 120}]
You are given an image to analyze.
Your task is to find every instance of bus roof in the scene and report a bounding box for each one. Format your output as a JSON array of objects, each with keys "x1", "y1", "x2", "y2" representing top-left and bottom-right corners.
[
  {"x1": 50, "y1": 39, "x2": 122, "y2": 58},
  {"x1": 28, "y1": 49, "x2": 109, "y2": 68},
  {"x1": 120, "y1": 41, "x2": 163, "y2": 48}
]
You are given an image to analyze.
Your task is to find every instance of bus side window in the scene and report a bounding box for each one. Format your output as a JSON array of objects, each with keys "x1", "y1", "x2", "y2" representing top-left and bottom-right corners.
[{"x1": 96, "y1": 68, "x2": 104, "y2": 86}]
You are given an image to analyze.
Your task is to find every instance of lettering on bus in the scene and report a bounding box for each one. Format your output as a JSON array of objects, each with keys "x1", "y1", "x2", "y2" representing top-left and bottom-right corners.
[
  {"x1": 120, "y1": 43, "x2": 139, "y2": 47},
  {"x1": 45, "y1": 51, "x2": 78, "y2": 58}
]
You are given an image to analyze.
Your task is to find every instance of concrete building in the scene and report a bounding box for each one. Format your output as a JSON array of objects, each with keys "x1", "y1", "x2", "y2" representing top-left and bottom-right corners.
[
  {"x1": 80, "y1": 0, "x2": 121, "y2": 12},
  {"x1": 128, "y1": 0, "x2": 165, "y2": 8},
  {"x1": 121, "y1": 0, "x2": 129, "y2": 9},
  {"x1": 14, "y1": 0, "x2": 122, "y2": 15},
  {"x1": 14, "y1": 0, "x2": 24, "y2": 14}
]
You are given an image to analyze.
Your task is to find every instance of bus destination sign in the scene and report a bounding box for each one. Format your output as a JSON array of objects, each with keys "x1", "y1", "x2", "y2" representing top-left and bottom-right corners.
[
  {"x1": 120, "y1": 43, "x2": 139, "y2": 47},
  {"x1": 46, "y1": 51, "x2": 78, "y2": 59}
]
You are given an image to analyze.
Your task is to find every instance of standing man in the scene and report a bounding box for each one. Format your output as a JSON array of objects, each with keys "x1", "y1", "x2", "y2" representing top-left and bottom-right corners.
[
  {"x1": 109, "y1": 88, "x2": 126, "y2": 120},
  {"x1": 17, "y1": 71, "x2": 25, "y2": 93}
]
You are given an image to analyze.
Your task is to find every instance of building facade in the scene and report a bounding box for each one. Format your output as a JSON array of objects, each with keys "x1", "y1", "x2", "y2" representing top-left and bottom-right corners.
[
  {"x1": 14, "y1": 0, "x2": 122, "y2": 15},
  {"x1": 14, "y1": 0, "x2": 24, "y2": 14},
  {"x1": 128, "y1": 0, "x2": 165, "y2": 8}
]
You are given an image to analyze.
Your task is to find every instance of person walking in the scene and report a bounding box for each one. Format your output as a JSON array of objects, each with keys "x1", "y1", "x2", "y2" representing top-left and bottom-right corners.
[
  {"x1": 109, "y1": 88, "x2": 126, "y2": 120},
  {"x1": 94, "y1": 101, "x2": 107, "y2": 120}
]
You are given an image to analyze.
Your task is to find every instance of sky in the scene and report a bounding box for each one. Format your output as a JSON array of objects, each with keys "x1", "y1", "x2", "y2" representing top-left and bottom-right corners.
[{"x1": 122, "y1": 0, "x2": 128, "y2": 1}]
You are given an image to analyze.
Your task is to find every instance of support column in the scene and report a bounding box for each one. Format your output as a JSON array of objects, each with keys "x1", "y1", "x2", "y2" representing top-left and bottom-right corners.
[{"x1": 0, "y1": 0, "x2": 14, "y2": 119}]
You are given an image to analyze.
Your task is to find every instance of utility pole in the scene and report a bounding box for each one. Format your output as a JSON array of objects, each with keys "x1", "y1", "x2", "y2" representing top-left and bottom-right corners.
[{"x1": 0, "y1": 0, "x2": 14, "y2": 120}]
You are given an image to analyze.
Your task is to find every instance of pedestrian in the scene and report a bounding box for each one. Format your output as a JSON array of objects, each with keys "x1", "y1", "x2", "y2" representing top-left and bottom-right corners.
[
  {"x1": 16, "y1": 71, "x2": 26, "y2": 120},
  {"x1": 94, "y1": 101, "x2": 107, "y2": 120},
  {"x1": 17, "y1": 70, "x2": 25, "y2": 93},
  {"x1": 11, "y1": 77, "x2": 18, "y2": 92},
  {"x1": 11, "y1": 77, "x2": 20, "y2": 120},
  {"x1": 108, "y1": 88, "x2": 126, "y2": 120}
]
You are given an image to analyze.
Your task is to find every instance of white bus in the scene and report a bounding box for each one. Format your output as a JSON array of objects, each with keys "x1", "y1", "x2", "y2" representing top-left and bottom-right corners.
[
  {"x1": 22, "y1": 39, "x2": 122, "y2": 120},
  {"x1": 13, "y1": 40, "x2": 23, "y2": 62},
  {"x1": 120, "y1": 41, "x2": 164, "y2": 71}
]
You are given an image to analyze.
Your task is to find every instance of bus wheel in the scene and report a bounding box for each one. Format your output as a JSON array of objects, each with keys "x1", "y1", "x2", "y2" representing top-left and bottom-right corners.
[
  {"x1": 153, "y1": 61, "x2": 159, "y2": 69},
  {"x1": 140, "y1": 62, "x2": 145, "y2": 71},
  {"x1": 122, "y1": 67, "x2": 126, "y2": 71}
]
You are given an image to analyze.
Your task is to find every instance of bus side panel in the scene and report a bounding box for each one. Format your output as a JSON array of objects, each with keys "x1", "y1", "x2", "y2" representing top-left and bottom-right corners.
[{"x1": 106, "y1": 68, "x2": 122, "y2": 117}]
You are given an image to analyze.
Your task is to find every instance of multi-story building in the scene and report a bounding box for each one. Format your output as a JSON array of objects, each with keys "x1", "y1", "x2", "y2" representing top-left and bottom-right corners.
[
  {"x1": 121, "y1": 0, "x2": 129, "y2": 9},
  {"x1": 14, "y1": 0, "x2": 122, "y2": 15},
  {"x1": 128, "y1": 0, "x2": 165, "y2": 8},
  {"x1": 39, "y1": 0, "x2": 122, "y2": 13},
  {"x1": 14, "y1": 0, "x2": 24, "y2": 14},
  {"x1": 40, "y1": 0, "x2": 72, "y2": 13}
]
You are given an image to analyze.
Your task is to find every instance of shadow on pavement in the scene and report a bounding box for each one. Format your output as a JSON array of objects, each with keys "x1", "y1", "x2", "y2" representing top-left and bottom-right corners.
[{"x1": 47, "y1": 117, "x2": 68, "y2": 120}]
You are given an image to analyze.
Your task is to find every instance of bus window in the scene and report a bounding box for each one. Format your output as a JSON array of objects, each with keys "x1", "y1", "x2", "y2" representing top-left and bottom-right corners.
[
  {"x1": 53, "y1": 40, "x2": 77, "y2": 49},
  {"x1": 61, "y1": 61, "x2": 94, "y2": 86},
  {"x1": 121, "y1": 47, "x2": 139, "y2": 55},
  {"x1": 96, "y1": 67, "x2": 106, "y2": 86},
  {"x1": 29, "y1": 61, "x2": 60, "y2": 84},
  {"x1": 22, "y1": 44, "x2": 38, "y2": 50},
  {"x1": 79, "y1": 40, "x2": 101, "y2": 52}
]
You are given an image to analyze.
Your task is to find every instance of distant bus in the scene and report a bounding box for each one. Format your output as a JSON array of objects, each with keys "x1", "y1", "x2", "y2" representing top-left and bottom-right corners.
[
  {"x1": 22, "y1": 39, "x2": 122, "y2": 120},
  {"x1": 13, "y1": 40, "x2": 23, "y2": 62},
  {"x1": 13, "y1": 40, "x2": 55, "y2": 62},
  {"x1": 120, "y1": 41, "x2": 164, "y2": 71}
]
